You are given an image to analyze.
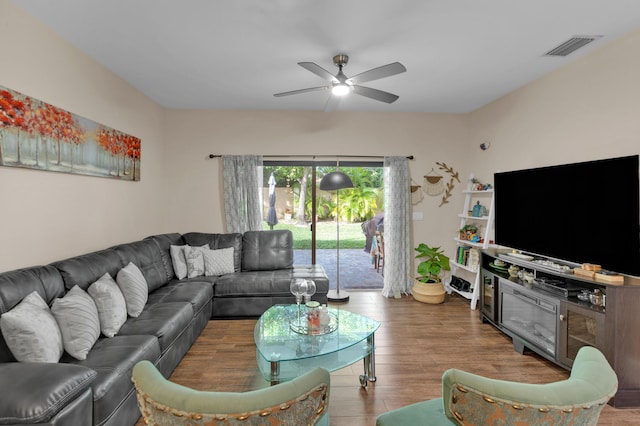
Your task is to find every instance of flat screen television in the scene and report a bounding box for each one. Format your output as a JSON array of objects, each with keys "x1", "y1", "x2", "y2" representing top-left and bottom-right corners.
[{"x1": 494, "y1": 155, "x2": 640, "y2": 276}]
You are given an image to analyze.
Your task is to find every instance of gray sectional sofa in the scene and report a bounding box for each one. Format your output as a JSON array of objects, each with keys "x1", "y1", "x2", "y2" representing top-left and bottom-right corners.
[{"x1": 0, "y1": 230, "x2": 329, "y2": 426}]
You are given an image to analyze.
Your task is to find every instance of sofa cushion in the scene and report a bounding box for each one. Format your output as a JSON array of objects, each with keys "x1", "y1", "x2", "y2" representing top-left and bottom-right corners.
[
  {"x1": 242, "y1": 230, "x2": 293, "y2": 271},
  {"x1": 52, "y1": 248, "x2": 125, "y2": 291},
  {"x1": 213, "y1": 270, "x2": 294, "y2": 297},
  {"x1": 0, "y1": 291, "x2": 63, "y2": 363},
  {"x1": 213, "y1": 266, "x2": 329, "y2": 298},
  {"x1": 0, "y1": 363, "x2": 96, "y2": 424},
  {"x1": 63, "y1": 334, "x2": 160, "y2": 426},
  {"x1": 87, "y1": 273, "x2": 127, "y2": 338},
  {"x1": 117, "y1": 302, "x2": 193, "y2": 353},
  {"x1": 116, "y1": 262, "x2": 148, "y2": 317},
  {"x1": 112, "y1": 239, "x2": 169, "y2": 292},
  {"x1": 203, "y1": 247, "x2": 236, "y2": 276},
  {"x1": 147, "y1": 281, "x2": 213, "y2": 316},
  {"x1": 183, "y1": 232, "x2": 243, "y2": 272},
  {"x1": 51, "y1": 286, "x2": 101, "y2": 361}
]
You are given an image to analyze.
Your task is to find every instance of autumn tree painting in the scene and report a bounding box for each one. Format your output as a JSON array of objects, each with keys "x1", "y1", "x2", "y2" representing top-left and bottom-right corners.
[{"x1": 0, "y1": 85, "x2": 141, "y2": 180}]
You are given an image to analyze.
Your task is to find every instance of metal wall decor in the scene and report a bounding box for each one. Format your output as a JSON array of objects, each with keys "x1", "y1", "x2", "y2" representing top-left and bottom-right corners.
[
  {"x1": 0, "y1": 85, "x2": 141, "y2": 181},
  {"x1": 435, "y1": 162, "x2": 460, "y2": 207}
]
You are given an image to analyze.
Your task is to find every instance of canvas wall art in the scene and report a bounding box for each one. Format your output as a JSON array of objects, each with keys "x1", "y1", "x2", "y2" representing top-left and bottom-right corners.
[{"x1": 0, "y1": 85, "x2": 140, "y2": 181}]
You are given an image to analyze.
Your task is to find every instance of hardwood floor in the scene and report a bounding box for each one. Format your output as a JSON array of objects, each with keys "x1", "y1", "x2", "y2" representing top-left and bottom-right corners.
[{"x1": 135, "y1": 291, "x2": 640, "y2": 425}]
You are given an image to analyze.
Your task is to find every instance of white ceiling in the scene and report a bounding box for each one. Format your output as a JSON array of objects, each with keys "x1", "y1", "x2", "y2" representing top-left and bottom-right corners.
[{"x1": 11, "y1": 0, "x2": 640, "y2": 113}]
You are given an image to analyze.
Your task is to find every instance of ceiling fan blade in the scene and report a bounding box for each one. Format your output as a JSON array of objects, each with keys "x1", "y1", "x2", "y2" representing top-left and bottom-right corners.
[
  {"x1": 352, "y1": 85, "x2": 399, "y2": 103},
  {"x1": 298, "y1": 62, "x2": 339, "y2": 83},
  {"x1": 273, "y1": 86, "x2": 328, "y2": 97},
  {"x1": 348, "y1": 62, "x2": 406, "y2": 84}
]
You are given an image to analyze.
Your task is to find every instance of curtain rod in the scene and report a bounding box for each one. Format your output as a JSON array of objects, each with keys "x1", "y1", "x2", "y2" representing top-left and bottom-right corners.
[{"x1": 208, "y1": 154, "x2": 414, "y2": 160}]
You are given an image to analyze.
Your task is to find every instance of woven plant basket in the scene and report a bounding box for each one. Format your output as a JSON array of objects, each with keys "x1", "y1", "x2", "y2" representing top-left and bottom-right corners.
[{"x1": 412, "y1": 279, "x2": 445, "y2": 304}]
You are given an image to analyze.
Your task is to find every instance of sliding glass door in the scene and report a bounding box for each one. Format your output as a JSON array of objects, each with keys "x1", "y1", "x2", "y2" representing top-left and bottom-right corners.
[{"x1": 262, "y1": 161, "x2": 384, "y2": 290}]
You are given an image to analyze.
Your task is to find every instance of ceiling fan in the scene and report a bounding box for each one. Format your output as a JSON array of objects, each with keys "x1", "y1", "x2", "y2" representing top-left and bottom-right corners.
[{"x1": 274, "y1": 54, "x2": 406, "y2": 104}]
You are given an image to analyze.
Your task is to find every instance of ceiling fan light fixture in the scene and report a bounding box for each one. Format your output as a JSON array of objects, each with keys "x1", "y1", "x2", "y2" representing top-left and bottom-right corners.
[{"x1": 331, "y1": 83, "x2": 350, "y2": 96}]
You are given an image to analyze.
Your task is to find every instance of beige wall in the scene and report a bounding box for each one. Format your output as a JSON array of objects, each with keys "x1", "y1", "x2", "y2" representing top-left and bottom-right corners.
[
  {"x1": 469, "y1": 28, "x2": 640, "y2": 177},
  {"x1": 162, "y1": 109, "x2": 471, "y2": 256},
  {"x1": 0, "y1": 2, "x2": 167, "y2": 271}
]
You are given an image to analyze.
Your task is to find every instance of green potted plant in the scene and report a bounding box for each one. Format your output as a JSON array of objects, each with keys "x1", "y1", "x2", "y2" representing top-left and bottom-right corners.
[{"x1": 413, "y1": 243, "x2": 451, "y2": 304}]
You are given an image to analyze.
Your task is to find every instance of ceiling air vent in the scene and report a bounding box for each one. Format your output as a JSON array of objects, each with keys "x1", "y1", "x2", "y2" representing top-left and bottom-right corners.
[{"x1": 544, "y1": 35, "x2": 602, "y2": 57}]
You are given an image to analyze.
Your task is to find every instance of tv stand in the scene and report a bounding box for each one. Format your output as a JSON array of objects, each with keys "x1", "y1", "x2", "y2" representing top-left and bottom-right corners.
[{"x1": 481, "y1": 249, "x2": 640, "y2": 408}]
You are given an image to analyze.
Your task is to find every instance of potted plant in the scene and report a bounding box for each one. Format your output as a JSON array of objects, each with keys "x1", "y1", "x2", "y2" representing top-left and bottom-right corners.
[{"x1": 412, "y1": 243, "x2": 451, "y2": 304}]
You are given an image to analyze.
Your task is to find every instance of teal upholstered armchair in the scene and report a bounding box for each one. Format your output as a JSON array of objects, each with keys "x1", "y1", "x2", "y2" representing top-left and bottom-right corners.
[
  {"x1": 377, "y1": 346, "x2": 617, "y2": 426},
  {"x1": 132, "y1": 361, "x2": 330, "y2": 426}
]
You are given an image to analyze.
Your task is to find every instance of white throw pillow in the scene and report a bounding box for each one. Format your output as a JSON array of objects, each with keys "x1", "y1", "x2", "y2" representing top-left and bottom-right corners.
[
  {"x1": 88, "y1": 273, "x2": 127, "y2": 337},
  {"x1": 51, "y1": 286, "x2": 101, "y2": 361},
  {"x1": 185, "y1": 246, "x2": 207, "y2": 278},
  {"x1": 203, "y1": 247, "x2": 235, "y2": 276},
  {"x1": 116, "y1": 262, "x2": 148, "y2": 317},
  {"x1": 170, "y1": 244, "x2": 188, "y2": 279},
  {"x1": 0, "y1": 291, "x2": 63, "y2": 363}
]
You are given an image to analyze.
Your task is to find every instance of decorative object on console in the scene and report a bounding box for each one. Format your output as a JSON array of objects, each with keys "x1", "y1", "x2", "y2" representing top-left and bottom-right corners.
[
  {"x1": 290, "y1": 278, "x2": 308, "y2": 326},
  {"x1": 320, "y1": 165, "x2": 354, "y2": 302},
  {"x1": 304, "y1": 280, "x2": 317, "y2": 303},
  {"x1": 413, "y1": 243, "x2": 451, "y2": 304},
  {"x1": 573, "y1": 263, "x2": 600, "y2": 278},
  {"x1": 594, "y1": 270, "x2": 624, "y2": 285},
  {"x1": 0, "y1": 85, "x2": 141, "y2": 180}
]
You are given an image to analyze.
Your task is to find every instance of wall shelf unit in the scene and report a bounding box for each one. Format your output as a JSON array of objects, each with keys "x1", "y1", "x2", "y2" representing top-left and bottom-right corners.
[{"x1": 447, "y1": 174, "x2": 496, "y2": 309}]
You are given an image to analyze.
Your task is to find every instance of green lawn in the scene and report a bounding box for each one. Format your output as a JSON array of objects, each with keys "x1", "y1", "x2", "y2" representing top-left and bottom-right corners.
[{"x1": 264, "y1": 221, "x2": 365, "y2": 249}]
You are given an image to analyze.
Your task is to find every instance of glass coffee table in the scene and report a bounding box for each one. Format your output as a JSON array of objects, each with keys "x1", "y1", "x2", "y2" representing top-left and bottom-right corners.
[{"x1": 254, "y1": 304, "x2": 380, "y2": 386}]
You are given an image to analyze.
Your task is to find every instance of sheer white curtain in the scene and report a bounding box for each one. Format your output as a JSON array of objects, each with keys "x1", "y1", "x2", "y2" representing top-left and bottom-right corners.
[
  {"x1": 382, "y1": 156, "x2": 413, "y2": 298},
  {"x1": 223, "y1": 155, "x2": 263, "y2": 233}
]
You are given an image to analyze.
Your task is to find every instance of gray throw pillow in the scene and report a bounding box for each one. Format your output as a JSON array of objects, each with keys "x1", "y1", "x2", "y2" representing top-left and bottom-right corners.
[
  {"x1": 51, "y1": 286, "x2": 101, "y2": 361},
  {"x1": 116, "y1": 262, "x2": 148, "y2": 317},
  {"x1": 88, "y1": 273, "x2": 127, "y2": 337},
  {"x1": 185, "y1": 246, "x2": 206, "y2": 278},
  {"x1": 0, "y1": 291, "x2": 63, "y2": 363},
  {"x1": 203, "y1": 247, "x2": 235, "y2": 276},
  {"x1": 170, "y1": 244, "x2": 188, "y2": 279}
]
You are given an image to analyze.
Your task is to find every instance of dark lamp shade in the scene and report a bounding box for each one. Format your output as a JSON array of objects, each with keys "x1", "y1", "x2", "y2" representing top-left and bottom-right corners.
[{"x1": 319, "y1": 171, "x2": 354, "y2": 190}]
